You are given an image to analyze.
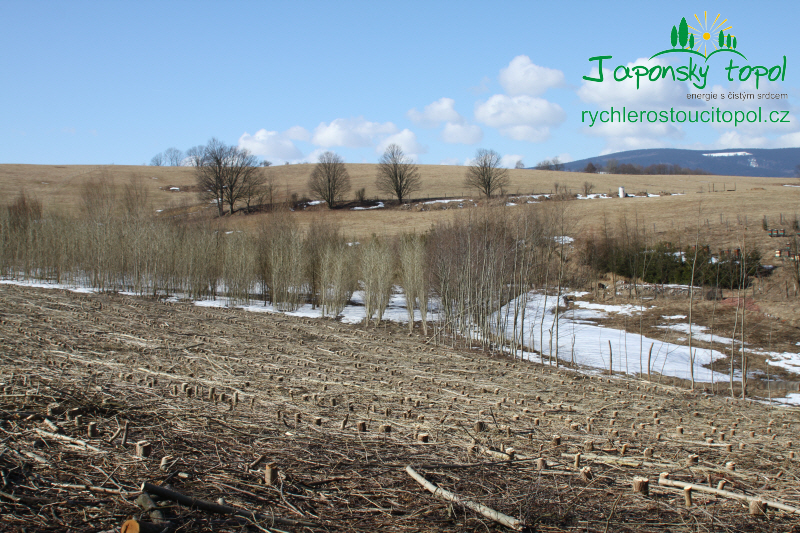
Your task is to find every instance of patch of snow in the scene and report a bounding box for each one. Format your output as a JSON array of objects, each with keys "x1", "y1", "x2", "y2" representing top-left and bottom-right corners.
[
  {"x1": 308, "y1": 200, "x2": 325, "y2": 205},
  {"x1": 497, "y1": 291, "x2": 729, "y2": 382},
  {"x1": 169, "y1": 187, "x2": 180, "y2": 191},
  {"x1": 347, "y1": 242, "x2": 360, "y2": 247},
  {"x1": 573, "y1": 301, "x2": 639, "y2": 317},
  {"x1": 770, "y1": 393, "x2": 800, "y2": 405},
  {"x1": 506, "y1": 202, "x2": 517, "y2": 206},
  {"x1": 657, "y1": 323, "x2": 737, "y2": 345},
  {"x1": 702, "y1": 152, "x2": 752, "y2": 157},
  {"x1": 784, "y1": 185, "x2": 800, "y2": 188},
  {"x1": 662, "y1": 315, "x2": 686, "y2": 319},
  {"x1": 352, "y1": 202, "x2": 385, "y2": 211},
  {"x1": 424, "y1": 198, "x2": 465, "y2": 204},
  {"x1": 553, "y1": 236, "x2": 574, "y2": 244},
  {"x1": 576, "y1": 194, "x2": 612, "y2": 200},
  {"x1": 647, "y1": 193, "x2": 660, "y2": 197}
]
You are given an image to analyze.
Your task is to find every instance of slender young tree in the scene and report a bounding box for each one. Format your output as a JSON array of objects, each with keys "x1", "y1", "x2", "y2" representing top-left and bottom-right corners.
[
  {"x1": 308, "y1": 152, "x2": 351, "y2": 208},
  {"x1": 375, "y1": 144, "x2": 421, "y2": 204}
]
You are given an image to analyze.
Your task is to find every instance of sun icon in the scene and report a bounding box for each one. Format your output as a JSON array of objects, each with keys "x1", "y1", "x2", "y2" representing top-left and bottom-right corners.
[{"x1": 688, "y1": 12, "x2": 732, "y2": 57}]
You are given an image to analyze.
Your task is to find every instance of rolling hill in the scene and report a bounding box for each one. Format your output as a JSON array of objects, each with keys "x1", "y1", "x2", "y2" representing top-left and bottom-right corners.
[{"x1": 563, "y1": 147, "x2": 800, "y2": 177}]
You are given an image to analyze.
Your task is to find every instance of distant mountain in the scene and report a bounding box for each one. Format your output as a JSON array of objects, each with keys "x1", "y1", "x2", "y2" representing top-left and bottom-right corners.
[{"x1": 562, "y1": 147, "x2": 800, "y2": 177}]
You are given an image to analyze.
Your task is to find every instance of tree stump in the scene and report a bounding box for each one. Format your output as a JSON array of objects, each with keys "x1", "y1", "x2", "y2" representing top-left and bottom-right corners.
[
  {"x1": 632, "y1": 476, "x2": 649, "y2": 496},
  {"x1": 135, "y1": 441, "x2": 152, "y2": 458},
  {"x1": 580, "y1": 466, "x2": 593, "y2": 482},
  {"x1": 552, "y1": 435, "x2": 561, "y2": 446},
  {"x1": 356, "y1": 421, "x2": 367, "y2": 432},
  {"x1": 87, "y1": 422, "x2": 98, "y2": 438},
  {"x1": 584, "y1": 440, "x2": 594, "y2": 452},
  {"x1": 417, "y1": 433, "x2": 429, "y2": 443},
  {"x1": 686, "y1": 454, "x2": 699, "y2": 466},
  {"x1": 535, "y1": 458, "x2": 547, "y2": 470},
  {"x1": 749, "y1": 499, "x2": 766, "y2": 516},
  {"x1": 265, "y1": 463, "x2": 278, "y2": 485},
  {"x1": 684, "y1": 487, "x2": 693, "y2": 507}
]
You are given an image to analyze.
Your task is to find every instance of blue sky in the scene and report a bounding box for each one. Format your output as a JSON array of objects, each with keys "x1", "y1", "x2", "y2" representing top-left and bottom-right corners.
[{"x1": 1, "y1": 1, "x2": 797, "y2": 166}]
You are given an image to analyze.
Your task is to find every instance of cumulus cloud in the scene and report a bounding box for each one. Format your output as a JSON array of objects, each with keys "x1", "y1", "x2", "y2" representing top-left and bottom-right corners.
[
  {"x1": 376, "y1": 129, "x2": 426, "y2": 159},
  {"x1": 577, "y1": 57, "x2": 691, "y2": 107},
  {"x1": 408, "y1": 98, "x2": 483, "y2": 145},
  {"x1": 238, "y1": 129, "x2": 304, "y2": 161},
  {"x1": 581, "y1": 120, "x2": 685, "y2": 154},
  {"x1": 475, "y1": 94, "x2": 566, "y2": 142},
  {"x1": 312, "y1": 117, "x2": 397, "y2": 148},
  {"x1": 284, "y1": 125, "x2": 310, "y2": 141},
  {"x1": 500, "y1": 154, "x2": 525, "y2": 168},
  {"x1": 407, "y1": 98, "x2": 462, "y2": 127},
  {"x1": 441, "y1": 122, "x2": 483, "y2": 144},
  {"x1": 499, "y1": 56, "x2": 564, "y2": 96}
]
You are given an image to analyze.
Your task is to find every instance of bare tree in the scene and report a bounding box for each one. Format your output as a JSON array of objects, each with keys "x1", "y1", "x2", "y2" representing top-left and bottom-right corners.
[
  {"x1": 241, "y1": 167, "x2": 267, "y2": 212},
  {"x1": 195, "y1": 138, "x2": 260, "y2": 216},
  {"x1": 308, "y1": 152, "x2": 351, "y2": 208},
  {"x1": 535, "y1": 159, "x2": 552, "y2": 170},
  {"x1": 514, "y1": 160, "x2": 525, "y2": 169},
  {"x1": 375, "y1": 144, "x2": 421, "y2": 204},
  {"x1": 551, "y1": 156, "x2": 564, "y2": 171},
  {"x1": 186, "y1": 146, "x2": 205, "y2": 167},
  {"x1": 163, "y1": 147, "x2": 184, "y2": 166},
  {"x1": 582, "y1": 181, "x2": 595, "y2": 196},
  {"x1": 261, "y1": 160, "x2": 272, "y2": 167},
  {"x1": 464, "y1": 148, "x2": 509, "y2": 197},
  {"x1": 150, "y1": 153, "x2": 164, "y2": 166}
]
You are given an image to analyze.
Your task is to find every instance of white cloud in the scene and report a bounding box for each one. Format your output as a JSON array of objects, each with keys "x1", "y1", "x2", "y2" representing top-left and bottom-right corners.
[
  {"x1": 499, "y1": 56, "x2": 564, "y2": 96},
  {"x1": 312, "y1": 117, "x2": 397, "y2": 148},
  {"x1": 376, "y1": 129, "x2": 426, "y2": 159},
  {"x1": 475, "y1": 94, "x2": 565, "y2": 142},
  {"x1": 577, "y1": 57, "x2": 691, "y2": 107},
  {"x1": 238, "y1": 129, "x2": 304, "y2": 161},
  {"x1": 500, "y1": 154, "x2": 524, "y2": 168},
  {"x1": 407, "y1": 98, "x2": 462, "y2": 127},
  {"x1": 439, "y1": 157, "x2": 462, "y2": 166},
  {"x1": 285, "y1": 125, "x2": 310, "y2": 141},
  {"x1": 441, "y1": 122, "x2": 483, "y2": 144}
]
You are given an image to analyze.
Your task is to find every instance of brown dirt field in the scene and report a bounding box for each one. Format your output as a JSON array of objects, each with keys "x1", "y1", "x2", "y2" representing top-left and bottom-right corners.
[{"x1": 2, "y1": 284, "x2": 800, "y2": 532}]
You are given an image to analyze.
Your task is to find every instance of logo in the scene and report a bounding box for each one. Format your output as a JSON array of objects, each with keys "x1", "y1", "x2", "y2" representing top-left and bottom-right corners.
[
  {"x1": 583, "y1": 12, "x2": 785, "y2": 90},
  {"x1": 652, "y1": 12, "x2": 745, "y2": 61}
]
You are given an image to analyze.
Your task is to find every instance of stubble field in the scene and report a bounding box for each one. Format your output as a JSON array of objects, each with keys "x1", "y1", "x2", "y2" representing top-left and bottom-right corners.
[{"x1": 2, "y1": 284, "x2": 800, "y2": 532}]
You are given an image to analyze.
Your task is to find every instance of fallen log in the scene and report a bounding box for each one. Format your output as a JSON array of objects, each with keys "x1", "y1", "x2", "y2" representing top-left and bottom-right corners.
[
  {"x1": 658, "y1": 474, "x2": 800, "y2": 514},
  {"x1": 140, "y1": 482, "x2": 318, "y2": 529},
  {"x1": 405, "y1": 465, "x2": 525, "y2": 531}
]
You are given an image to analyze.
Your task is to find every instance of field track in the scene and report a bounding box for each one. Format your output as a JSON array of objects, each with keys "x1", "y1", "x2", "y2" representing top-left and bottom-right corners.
[{"x1": 1, "y1": 284, "x2": 800, "y2": 532}]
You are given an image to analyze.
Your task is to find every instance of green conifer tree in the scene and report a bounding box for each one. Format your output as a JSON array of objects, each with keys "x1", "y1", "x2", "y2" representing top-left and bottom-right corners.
[
  {"x1": 679, "y1": 17, "x2": 689, "y2": 47},
  {"x1": 671, "y1": 25, "x2": 678, "y2": 48},
  {"x1": 726, "y1": 34, "x2": 731, "y2": 48},
  {"x1": 718, "y1": 30, "x2": 725, "y2": 47},
  {"x1": 689, "y1": 34, "x2": 694, "y2": 49},
  {"x1": 733, "y1": 36, "x2": 737, "y2": 49}
]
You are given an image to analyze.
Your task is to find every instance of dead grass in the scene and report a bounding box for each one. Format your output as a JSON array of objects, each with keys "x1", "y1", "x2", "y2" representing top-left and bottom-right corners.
[{"x1": 3, "y1": 163, "x2": 798, "y2": 247}]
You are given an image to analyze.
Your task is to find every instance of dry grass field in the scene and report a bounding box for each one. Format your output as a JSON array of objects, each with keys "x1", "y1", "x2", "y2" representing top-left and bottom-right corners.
[
  {"x1": 2, "y1": 163, "x2": 798, "y2": 248},
  {"x1": 3, "y1": 284, "x2": 800, "y2": 532}
]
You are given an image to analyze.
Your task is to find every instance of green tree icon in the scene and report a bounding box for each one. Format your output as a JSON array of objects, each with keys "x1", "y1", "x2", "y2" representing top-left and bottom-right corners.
[
  {"x1": 689, "y1": 34, "x2": 694, "y2": 49},
  {"x1": 671, "y1": 25, "x2": 678, "y2": 47},
  {"x1": 726, "y1": 34, "x2": 732, "y2": 48},
  {"x1": 733, "y1": 36, "x2": 737, "y2": 49},
  {"x1": 718, "y1": 30, "x2": 725, "y2": 47},
  {"x1": 679, "y1": 17, "x2": 689, "y2": 47}
]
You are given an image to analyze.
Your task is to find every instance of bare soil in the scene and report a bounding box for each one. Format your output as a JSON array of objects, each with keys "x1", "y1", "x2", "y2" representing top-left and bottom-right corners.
[{"x1": 2, "y1": 285, "x2": 800, "y2": 532}]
